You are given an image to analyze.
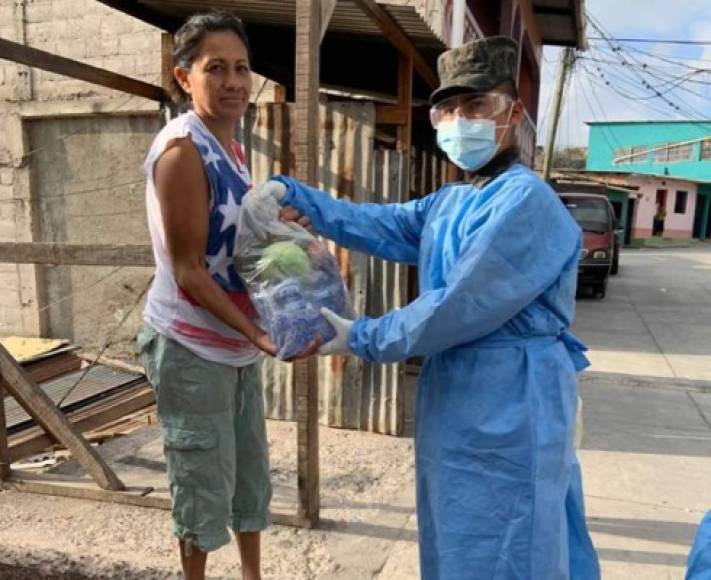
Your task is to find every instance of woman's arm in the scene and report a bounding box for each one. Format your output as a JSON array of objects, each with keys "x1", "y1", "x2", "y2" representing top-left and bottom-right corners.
[{"x1": 154, "y1": 138, "x2": 277, "y2": 356}]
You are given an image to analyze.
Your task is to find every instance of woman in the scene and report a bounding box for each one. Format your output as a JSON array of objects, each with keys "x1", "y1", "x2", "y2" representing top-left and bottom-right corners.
[{"x1": 137, "y1": 12, "x2": 314, "y2": 580}]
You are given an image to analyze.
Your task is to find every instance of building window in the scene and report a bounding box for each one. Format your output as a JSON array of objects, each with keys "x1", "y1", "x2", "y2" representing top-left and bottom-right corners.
[
  {"x1": 701, "y1": 139, "x2": 711, "y2": 161},
  {"x1": 674, "y1": 191, "x2": 688, "y2": 214},
  {"x1": 656, "y1": 143, "x2": 693, "y2": 163},
  {"x1": 629, "y1": 146, "x2": 647, "y2": 163},
  {"x1": 613, "y1": 146, "x2": 647, "y2": 164}
]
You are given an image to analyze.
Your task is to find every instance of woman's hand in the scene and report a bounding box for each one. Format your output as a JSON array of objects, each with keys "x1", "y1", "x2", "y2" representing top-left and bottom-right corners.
[
  {"x1": 284, "y1": 338, "x2": 322, "y2": 361},
  {"x1": 279, "y1": 206, "x2": 312, "y2": 231},
  {"x1": 249, "y1": 328, "x2": 279, "y2": 357},
  {"x1": 247, "y1": 326, "x2": 322, "y2": 361}
]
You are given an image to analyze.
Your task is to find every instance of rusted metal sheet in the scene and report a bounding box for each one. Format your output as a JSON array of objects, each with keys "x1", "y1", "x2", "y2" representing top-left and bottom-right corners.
[
  {"x1": 361, "y1": 150, "x2": 408, "y2": 435},
  {"x1": 239, "y1": 102, "x2": 375, "y2": 429},
  {"x1": 239, "y1": 102, "x2": 455, "y2": 435}
]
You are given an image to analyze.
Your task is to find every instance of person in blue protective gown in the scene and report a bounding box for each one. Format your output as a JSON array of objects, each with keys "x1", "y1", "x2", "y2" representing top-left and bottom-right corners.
[
  {"x1": 256, "y1": 36, "x2": 601, "y2": 580},
  {"x1": 686, "y1": 511, "x2": 711, "y2": 579}
]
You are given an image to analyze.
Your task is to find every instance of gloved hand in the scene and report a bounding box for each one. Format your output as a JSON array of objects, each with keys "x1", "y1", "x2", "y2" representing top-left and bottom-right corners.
[
  {"x1": 251, "y1": 180, "x2": 286, "y2": 204},
  {"x1": 318, "y1": 307, "x2": 354, "y2": 356}
]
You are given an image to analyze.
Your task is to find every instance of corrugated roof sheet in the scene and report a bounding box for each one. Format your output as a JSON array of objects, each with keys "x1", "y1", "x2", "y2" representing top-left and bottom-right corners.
[
  {"x1": 139, "y1": 0, "x2": 444, "y2": 50},
  {"x1": 4, "y1": 364, "x2": 143, "y2": 431}
]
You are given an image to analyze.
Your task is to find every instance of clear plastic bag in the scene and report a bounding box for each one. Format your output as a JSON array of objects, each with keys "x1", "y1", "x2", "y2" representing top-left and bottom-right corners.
[{"x1": 233, "y1": 187, "x2": 353, "y2": 360}]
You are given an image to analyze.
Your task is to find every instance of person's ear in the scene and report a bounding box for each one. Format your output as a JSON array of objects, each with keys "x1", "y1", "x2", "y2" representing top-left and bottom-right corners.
[
  {"x1": 174, "y1": 66, "x2": 192, "y2": 99},
  {"x1": 510, "y1": 99, "x2": 524, "y2": 124}
]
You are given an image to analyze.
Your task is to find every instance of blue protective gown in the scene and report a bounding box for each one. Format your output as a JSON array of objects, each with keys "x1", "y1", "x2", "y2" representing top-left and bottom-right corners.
[
  {"x1": 274, "y1": 164, "x2": 601, "y2": 580},
  {"x1": 687, "y1": 511, "x2": 711, "y2": 579}
]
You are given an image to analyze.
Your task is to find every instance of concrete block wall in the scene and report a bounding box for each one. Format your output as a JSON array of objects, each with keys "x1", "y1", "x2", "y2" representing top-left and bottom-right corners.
[{"x1": 0, "y1": 0, "x2": 162, "y2": 339}]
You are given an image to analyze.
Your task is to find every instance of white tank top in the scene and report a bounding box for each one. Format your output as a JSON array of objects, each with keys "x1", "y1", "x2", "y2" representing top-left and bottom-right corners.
[{"x1": 143, "y1": 111, "x2": 261, "y2": 367}]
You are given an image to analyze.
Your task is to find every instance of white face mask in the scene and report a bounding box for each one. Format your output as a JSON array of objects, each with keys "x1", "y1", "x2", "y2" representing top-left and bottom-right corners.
[{"x1": 436, "y1": 107, "x2": 514, "y2": 171}]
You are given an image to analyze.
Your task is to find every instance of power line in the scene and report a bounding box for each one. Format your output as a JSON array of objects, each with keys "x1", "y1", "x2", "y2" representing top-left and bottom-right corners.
[
  {"x1": 586, "y1": 15, "x2": 711, "y2": 121},
  {"x1": 588, "y1": 36, "x2": 711, "y2": 46}
]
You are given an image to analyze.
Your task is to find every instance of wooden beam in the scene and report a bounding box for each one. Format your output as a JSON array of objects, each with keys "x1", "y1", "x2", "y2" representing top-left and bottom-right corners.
[
  {"x1": 8, "y1": 386, "x2": 155, "y2": 463},
  {"x1": 0, "y1": 37, "x2": 168, "y2": 102},
  {"x1": 533, "y1": 6, "x2": 574, "y2": 16},
  {"x1": 293, "y1": 0, "x2": 322, "y2": 528},
  {"x1": 397, "y1": 54, "x2": 413, "y2": 204},
  {"x1": 396, "y1": 53, "x2": 414, "y2": 154},
  {"x1": 0, "y1": 242, "x2": 154, "y2": 266},
  {"x1": 375, "y1": 105, "x2": 409, "y2": 125},
  {"x1": 3, "y1": 476, "x2": 165, "y2": 508},
  {"x1": 2, "y1": 474, "x2": 305, "y2": 527},
  {"x1": 351, "y1": 0, "x2": 438, "y2": 89},
  {"x1": 160, "y1": 32, "x2": 175, "y2": 96},
  {"x1": 320, "y1": 0, "x2": 338, "y2": 41},
  {"x1": 94, "y1": 0, "x2": 181, "y2": 32},
  {"x1": 0, "y1": 344, "x2": 124, "y2": 491}
]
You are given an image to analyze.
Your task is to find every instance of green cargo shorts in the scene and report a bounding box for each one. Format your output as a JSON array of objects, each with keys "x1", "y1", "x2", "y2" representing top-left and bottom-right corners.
[{"x1": 137, "y1": 325, "x2": 272, "y2": 553}]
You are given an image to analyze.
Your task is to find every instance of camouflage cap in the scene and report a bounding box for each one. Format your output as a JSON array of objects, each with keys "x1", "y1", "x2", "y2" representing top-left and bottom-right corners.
[{"x1": 430, "y1": 36, "x2": 519, "y2": 105}]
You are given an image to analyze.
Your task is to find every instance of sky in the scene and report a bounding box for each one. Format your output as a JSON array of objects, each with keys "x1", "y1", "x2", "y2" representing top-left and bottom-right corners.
[{"x1": 536, "y1": 0, "x2": 711, "y2": 149}]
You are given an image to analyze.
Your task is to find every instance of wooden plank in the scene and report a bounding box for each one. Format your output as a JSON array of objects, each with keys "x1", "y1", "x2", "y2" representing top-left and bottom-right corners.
[
  {"x1": 0, "y1": 242, "x2": 154, "y2": 266},
  {"x1": 160, "y1": 32, "x2": 175, "y2": 96},
  {"x1": 350, "y1": 0, "x2": 438, "y2": 89},
  {"x1": 375, "y1": 104, "x2": 408, "y2": 126},
  {"x1": 0, "y1": 37, "x2": 167, "y2": 102},
  {"x1": 396, "y1": 54, "x2": 414, "y2": 159},
  {"x1": 320, "y1": 0, "x2": 337, "y2": 41},
  {"x1": 293, "y1": 0, "x2": 322, "y2": 528},
  {"x1": 2, "y1": 474, "x2": 305, "y2": 526},
  {"x1": 2, "y1": 475, "x2": 164, "y2": 508},
  {"x1": 8, "y1": 386, "x2": 155, "y2": 463},
  {"x1": 0, "y1": 344, "x2": 124, "y2": 491}
]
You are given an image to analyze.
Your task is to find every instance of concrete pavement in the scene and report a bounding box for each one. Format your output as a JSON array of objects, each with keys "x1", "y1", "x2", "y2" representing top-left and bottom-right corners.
[{"x1": 574, "y1": 245, "x2": 711, "y2": 579}]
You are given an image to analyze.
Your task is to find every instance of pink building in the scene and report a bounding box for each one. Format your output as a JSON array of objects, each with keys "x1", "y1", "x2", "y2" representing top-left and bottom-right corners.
[{"x1": 628, "y1": 176, "x2": 699, "y2": 240}]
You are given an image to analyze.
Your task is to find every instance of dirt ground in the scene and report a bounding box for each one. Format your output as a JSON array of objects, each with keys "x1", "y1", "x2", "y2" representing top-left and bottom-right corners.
[{"x1": 0, "y1": 420, "x2": 418, "y2": 579}]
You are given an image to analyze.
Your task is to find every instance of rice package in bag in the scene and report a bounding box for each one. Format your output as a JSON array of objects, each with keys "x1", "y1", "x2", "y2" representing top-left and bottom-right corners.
[{"x1": 234, "y1": 186, "x2": 353, "y2": 360}]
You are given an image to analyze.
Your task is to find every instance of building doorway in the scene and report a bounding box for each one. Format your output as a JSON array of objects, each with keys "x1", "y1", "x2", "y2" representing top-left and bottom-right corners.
[
  {"x1": 653, "y1": 189, "x2": 667, "y2": 237},
  {"x1": 693, "y1": 196, "x2": 705, "y2": 238},
  {"x1": 625, "y1": 198, "x2": 636, "y2": 245}
]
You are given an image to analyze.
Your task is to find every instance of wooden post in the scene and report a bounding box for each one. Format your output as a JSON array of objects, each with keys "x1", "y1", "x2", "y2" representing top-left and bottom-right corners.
[
  {"x1": 293, "y1": 0, "x2": 322, "y2": 527},
  {"x1": 0, "y1": 344, "x2": 124, "y2": 491},
  {"x1": 160, "y1": 32, "x2": 174, "y2": 96},
  {"x1": 542, "y1": 47, "x2": 573, "y2": 181},
  {"x1": 396, "y1": 53, "x2": 414, "y2": 198}
]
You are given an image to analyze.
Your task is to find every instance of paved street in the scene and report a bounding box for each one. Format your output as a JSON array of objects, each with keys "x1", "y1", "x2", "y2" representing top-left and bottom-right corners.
[{"x1": 573, "y1": 245, "x2": 711, "y2": 579}]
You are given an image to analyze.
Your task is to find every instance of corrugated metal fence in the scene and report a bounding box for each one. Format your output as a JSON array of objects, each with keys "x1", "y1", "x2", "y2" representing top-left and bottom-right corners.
[{"x1": 238, "y1": 102, "x2": 440, "y2": 435}]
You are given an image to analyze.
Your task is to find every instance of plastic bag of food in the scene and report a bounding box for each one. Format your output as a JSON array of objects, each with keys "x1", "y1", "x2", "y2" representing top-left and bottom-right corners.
[{"x1": 233, "y1": 186, "x2": 353, "y2": 360}]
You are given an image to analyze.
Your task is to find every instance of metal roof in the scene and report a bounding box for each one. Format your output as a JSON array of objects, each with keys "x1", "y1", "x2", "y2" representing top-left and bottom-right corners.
[
  {"x1": 138, "y1": 0, "x2": 444, "y2": 49},
  {"x1": 532, "y1": 0, "x2": 586, "y2": 49},
  {"x1": 102, "y1": 0, "x2": 444, "y2": 99}
]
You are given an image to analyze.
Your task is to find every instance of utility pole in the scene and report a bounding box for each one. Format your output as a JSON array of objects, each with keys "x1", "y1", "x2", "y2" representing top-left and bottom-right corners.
[{"x1": 542, "y1": 47, "x2": 574, "y2": 181}]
